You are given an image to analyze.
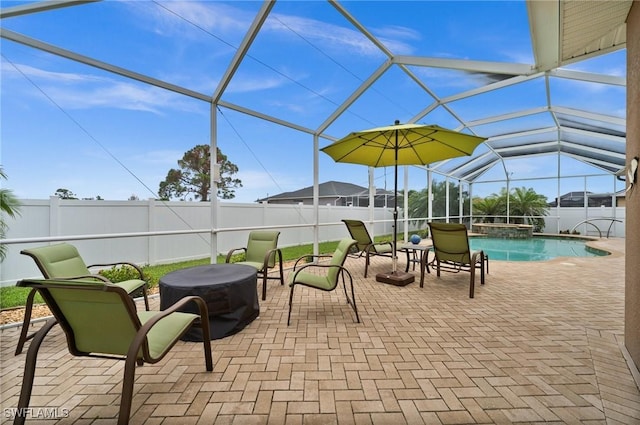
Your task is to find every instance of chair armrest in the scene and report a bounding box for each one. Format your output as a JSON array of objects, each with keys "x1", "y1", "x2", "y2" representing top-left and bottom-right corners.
[
  {"x1": 145, "y1": 295, "x2": 208, "y2": 324},
  {"x1": 367, "y1": 241, "x2": 392, "y2": 253},
  {"x1": 262, "y1": 248, "x2": 283, "y2": 269},
  {"x1": 87, "y1": 261, "x2": 144, "y2": 279},
  {"x1": 374, "y1": 241, "x2": 393, "y2": 247},
  {"x1": 470, "y1": 250, "x2": 484, "y2": 264},
  {"x1": 57, "y1": 274, "x2": 112, "y2": 283},
  {"x1": 292, "y1": 254, "x2": 331, "y2": 270},
  {"x1": 225, "y1": 247, "x2": 247, "y2": 263},
  {"x1": 132, "y1": 295, "x2": 209, "y2": 362},
  {"x1": 291, "y1": 263, "x2": 352, "y2": 282}
]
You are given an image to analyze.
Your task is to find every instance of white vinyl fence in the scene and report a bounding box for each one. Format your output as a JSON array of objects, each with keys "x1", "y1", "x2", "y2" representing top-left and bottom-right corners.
[
  {"x1": 543, "y1": 206, "x2": 626, "y2": 238},
  {"x1": 0, "y1": 198, "x2": 625, "y2": 287},
  {"x1": 0, "y1": 198, "x2": 394, "y2": 287}
]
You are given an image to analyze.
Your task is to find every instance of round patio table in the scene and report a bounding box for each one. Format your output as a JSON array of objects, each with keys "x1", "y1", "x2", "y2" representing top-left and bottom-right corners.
[{"x1": 159, "y1": 264, "x2": 259, "y2": 341}]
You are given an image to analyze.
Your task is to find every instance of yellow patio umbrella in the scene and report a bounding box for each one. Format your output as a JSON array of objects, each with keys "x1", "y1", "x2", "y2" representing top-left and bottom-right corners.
[{"x1": 321, "y1": 120, "x2": 486, "y2": 285}]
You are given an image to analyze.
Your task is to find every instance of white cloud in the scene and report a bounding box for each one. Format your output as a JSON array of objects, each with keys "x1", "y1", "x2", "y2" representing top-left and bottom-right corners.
[
  {"x1": 133, "y1": 1, "x2": 418, "y2": 58},
  {"x1": 2, "y1": 60, "x2": 206, "y2": 114},
  {"x1": 267, "y1": 13, "x2": 416, "y2": 56},
  {"x1": 125, "y1": 1, "x2": 252, "y2": 39},
  {"x1": 226, "y1": 75, "x2": 288, "y2": 93},
  {"x1": 2, "y1": 60, "x2": 105, "y2": 84},
  {"x1": 131, "y1": 149, "x2": 186, "y2": 166}
]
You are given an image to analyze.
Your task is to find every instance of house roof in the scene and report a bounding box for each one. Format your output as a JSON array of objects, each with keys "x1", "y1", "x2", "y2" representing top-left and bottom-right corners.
[{"x1": 258, "y1": 181, "x2": 392, "y2": 202}]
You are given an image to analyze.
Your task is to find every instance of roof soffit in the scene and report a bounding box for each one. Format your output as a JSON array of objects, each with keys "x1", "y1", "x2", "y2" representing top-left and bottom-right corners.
[
  {"x1": 561, "y1": 0, "x2": 631, "y2": 62},
  {"x1": 527, "y1": 0, "x2": 631, "y2": 72}
]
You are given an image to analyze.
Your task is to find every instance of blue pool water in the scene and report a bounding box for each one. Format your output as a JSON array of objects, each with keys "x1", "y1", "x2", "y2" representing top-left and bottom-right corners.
[{"x1": 468, "y1": 237, "x2": 609, "y2": 261}]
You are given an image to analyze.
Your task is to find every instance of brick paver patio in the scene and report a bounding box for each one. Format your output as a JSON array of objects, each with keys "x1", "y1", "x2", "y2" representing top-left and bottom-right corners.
[{"x1": 1, "y1": 238, "x2": 638, "y2": 424}]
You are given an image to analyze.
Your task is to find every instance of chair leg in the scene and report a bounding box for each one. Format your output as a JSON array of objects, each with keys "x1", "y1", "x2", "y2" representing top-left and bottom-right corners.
[
  {"x1": 341, "y1": 271, "x2": 349, "y2": 302},
  {"x1": 199, "y1": 313, "x2": 214, "y2": 372},
  {"x1": 469, "y1": 263, "x2": 476, "y2": 298},
  {"x1": 262, "y1": 271, "x2": 268, "y2": 301},
  {"x1": 419, "y1": 249, "x2": 429, "y2": 288},
  {"x1": 142, "y1": 286, "x2": 150, "y2": 311},
  {"x1": 15, "y1": 289, "x2": 39, "y2": 356},
  {"x1": 364, "y1": 253, "x2": 370, "y2": 278},
  {"x1": 287, "y1": 285, "x2": 295, "y2": 326},
  {"x1": 13, "y1": 319, "x2": 57, "y2": 425},
  {"x1": 404, "y1": 250, "x2": 410, "y2": 273},
  {"x1": 338, "y1": 270, "x2": 359, "y2": 323},
  {"x1": 119, "y1": 350, "x2": 139, "y2": 425},
  {"x1": 345, "y1": 273, "x2": 359, "y2": 323}
]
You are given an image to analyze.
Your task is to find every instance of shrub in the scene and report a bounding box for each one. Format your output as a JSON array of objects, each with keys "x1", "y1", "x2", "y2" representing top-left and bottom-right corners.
[
  {"x1": 98, "y1": 264, "x2": 146, "y2": 283},
  {"x1": 99, "y1": 264, "x2": 149, "y2": 298},
  {"x1": 228, "y1": 253, "x2": 246, "y2": 263}
]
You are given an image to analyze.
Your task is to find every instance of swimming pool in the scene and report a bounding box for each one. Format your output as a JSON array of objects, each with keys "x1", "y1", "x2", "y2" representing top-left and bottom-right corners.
[{"x1": 468, "y1": 236, "x2": 609, "y2": 261}]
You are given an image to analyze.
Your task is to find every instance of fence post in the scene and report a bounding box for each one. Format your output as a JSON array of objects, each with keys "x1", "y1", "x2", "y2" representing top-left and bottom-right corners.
[
  {"x1": 148, "y1": 199, "x2": 155, "y2": 266},
  {"x1": 49, "y1": 196, "x2": 60, "y2": 239}
]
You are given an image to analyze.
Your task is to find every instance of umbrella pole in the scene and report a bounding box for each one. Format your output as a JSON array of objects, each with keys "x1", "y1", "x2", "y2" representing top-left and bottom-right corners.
[
  {"x1": 375, "y1": 124, "x2": 414, "y2": 287},
  {"x1": 392, "y1": 129, "x2": 398, "y2": 274}
]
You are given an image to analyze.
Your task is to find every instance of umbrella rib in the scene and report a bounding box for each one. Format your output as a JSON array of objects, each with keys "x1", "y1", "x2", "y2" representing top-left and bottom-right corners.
[{"x1": 400, "y1": 130, "x2": 478, "y2": 164}]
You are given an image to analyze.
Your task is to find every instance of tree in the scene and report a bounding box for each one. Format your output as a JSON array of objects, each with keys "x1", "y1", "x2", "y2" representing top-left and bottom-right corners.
[
  {"x1": 407, "y1": 189, "x2": 427, "y2": 222},
  {"x1": 54, "y1": 188, "x2": 77, "y2": 199},
  {"x1": 407, "y1": 180, "x2": 468, "y2": 221},
  {"x1": 472, "y1": 195, "x2": 505, "y2": 223},
  {"x1": 158, "y1": 145, "x2": 242, "y2": 201},
  {"x1": 0, "y1": 167, "x2": 22, "y2": 261},
  {"x1": 472, "y1": 187, "x2": 548, "y2": 231},
  {"x1": 508, "y1": 186, "x2": 548, "y2": 231}
]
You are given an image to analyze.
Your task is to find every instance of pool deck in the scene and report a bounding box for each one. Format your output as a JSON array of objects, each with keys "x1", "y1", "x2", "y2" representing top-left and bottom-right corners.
[{"x1": 1, "y1": 237, "x2": 638, "y2": 424}]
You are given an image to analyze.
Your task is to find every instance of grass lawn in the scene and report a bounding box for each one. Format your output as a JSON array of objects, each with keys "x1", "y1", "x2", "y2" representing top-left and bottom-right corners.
[{"x1": 0, "y1": 240, "x2": 347, "y2": 310}]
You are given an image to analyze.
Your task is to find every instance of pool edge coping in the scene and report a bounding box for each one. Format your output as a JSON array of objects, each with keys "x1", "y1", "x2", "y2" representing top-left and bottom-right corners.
[{"x1": 468, "y1": 233, "x2": 623, "y2": 262}]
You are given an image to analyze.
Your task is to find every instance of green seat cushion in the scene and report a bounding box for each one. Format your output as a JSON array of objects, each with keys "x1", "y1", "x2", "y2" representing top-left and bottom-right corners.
[
  {"x1": 114, "y1": 279, "x2": 146, "y2": 293},
  {"x1": 138, "y1": 311, "x2": 199, "y2": 359},
  {"x1": 232, "y1": 261, "x2": 263, "y2": 271},
  {"x1": 371, "y1": 243, "x2": 392, "y2": 254},
  {"x1": 289, "y1": 271, "x2": 333, "y2": 291}
]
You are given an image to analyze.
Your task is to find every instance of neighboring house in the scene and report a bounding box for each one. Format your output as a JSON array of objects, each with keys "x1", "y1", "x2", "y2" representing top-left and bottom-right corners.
[
  {"x1": 256, "y1": 181, "x2": 395, "y2": 207},
  {"x1": 548, "y1": 191, "x2": 626, "y2": 207}
]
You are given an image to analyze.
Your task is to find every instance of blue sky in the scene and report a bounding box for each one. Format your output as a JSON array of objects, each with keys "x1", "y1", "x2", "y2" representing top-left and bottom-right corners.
[{"x1": 1, "y1": 1, "x2": 626, "y2": 203}]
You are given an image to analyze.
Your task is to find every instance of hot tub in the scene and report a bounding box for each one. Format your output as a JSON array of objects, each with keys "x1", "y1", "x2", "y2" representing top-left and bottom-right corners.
[{"x1": 472, "y1": 223, "x2": 533, "y2": 238}]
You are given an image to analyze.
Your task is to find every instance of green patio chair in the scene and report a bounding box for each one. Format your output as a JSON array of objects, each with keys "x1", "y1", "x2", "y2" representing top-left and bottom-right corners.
[
  {"x1": 16, "y1": 243, "x2": 149, "y2": 355},
  {"x1": 428, "y1": 222, "x2": 488, "y2": 298},
  {"x1": 287, "y1": 238, "x2": 359, "y2": 325},
  {"x1": 225, "y1": 230, "x2": 283, "y2": 300},
  {"x1": 12, "y1": 278, "x2": 213, "y2": 425},
  {"x1": 342, "y1": 219, "x2": 394, "y2": 277}
]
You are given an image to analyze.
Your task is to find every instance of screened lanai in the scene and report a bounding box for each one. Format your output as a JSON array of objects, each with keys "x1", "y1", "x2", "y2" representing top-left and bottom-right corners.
[
  {"x1": 1, "y1": 0, "x2": 630, "y2": 224},
  {"x1": 2, "y1": 2, "x2": 640, "y2": 422}
]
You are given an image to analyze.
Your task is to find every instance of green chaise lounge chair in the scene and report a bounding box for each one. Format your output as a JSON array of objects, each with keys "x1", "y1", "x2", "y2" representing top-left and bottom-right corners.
[
  {"x1": 428, "y1": 222, "x2": 488, "y2": 298},
  {"x1": 16, "y1": 243, "x2": 149, "y2": 355},
  {"x1": 342, "y1": 219, "x2": 393, "y2": 277},
  {"x1": 12, "y1": 278, "x2": 212, "y2": 425},
  {"x1": 225, "y1": 230, "x2": 284, "y2": 301},
  {"x1": 287, "y1": 238, "x2": 359, "y2": 325}
]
